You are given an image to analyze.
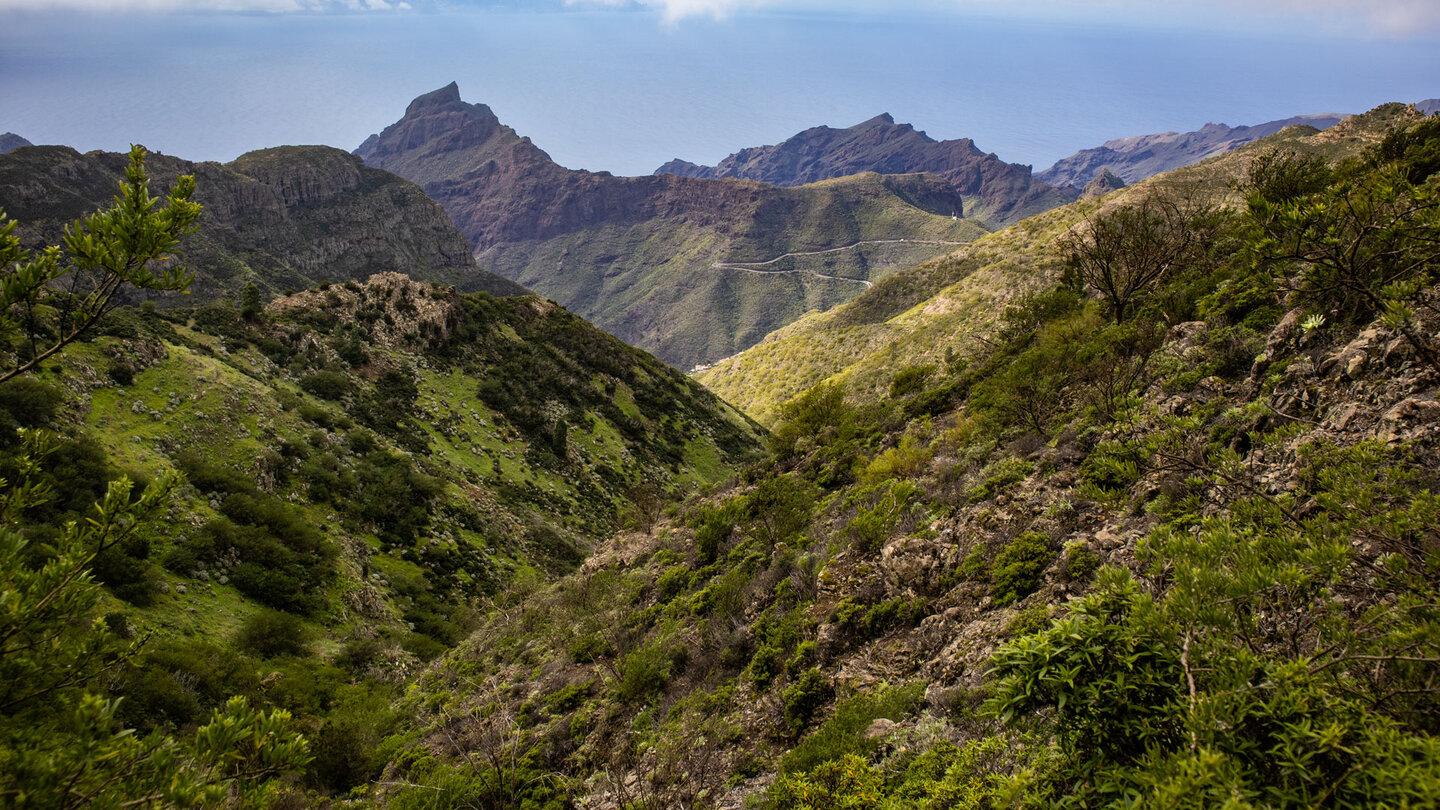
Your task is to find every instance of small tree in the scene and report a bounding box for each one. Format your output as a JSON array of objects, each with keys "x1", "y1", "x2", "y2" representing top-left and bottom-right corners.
[
  {"x1": 240, "y1": 282, "x2": 263, "y2": 320},
  {"x1": 1062, "y1": 193, "x2": 1198, "y2": 323},
  {"x1": 0, "y1": 144, "x2": 200, "y2": 384}
]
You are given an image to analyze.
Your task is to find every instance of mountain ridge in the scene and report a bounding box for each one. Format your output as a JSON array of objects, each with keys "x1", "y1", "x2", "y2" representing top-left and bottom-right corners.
[
  {"x1": 356, "y1": 84, "x2": 989, "y2": 370},
  {"x1": 654, "y1": 112, "x2": 1077, "y2": 227},
  {"x1": 1035, "y1": 113, "x2": 1345, "y2": 189},
  {"x1": 0, "y1": 143, "x2": 526, "y2": 305}
]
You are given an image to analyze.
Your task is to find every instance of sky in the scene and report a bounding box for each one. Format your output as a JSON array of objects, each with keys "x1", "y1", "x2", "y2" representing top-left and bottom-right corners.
[{"x1": 1, "y1": 0, "x2": 1437, "y2": 176}]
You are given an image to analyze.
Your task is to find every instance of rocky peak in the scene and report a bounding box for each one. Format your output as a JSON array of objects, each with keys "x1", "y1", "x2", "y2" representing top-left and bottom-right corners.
[
  {"x1": 1080, "y1": 168, "x2": 1126, "y2": 198},
  {"x1": 405, "y1": 81, "x2": 464, "y2": 115},
  {"x1": 356, "y1": 82, "x2": 506, "y2": 168},
  {"x1": 654, "y1": 113, "x2": 1073, "y2": 226},
  {"x1": 854, "y1": 113, "x2": 897, "y2": 130}
]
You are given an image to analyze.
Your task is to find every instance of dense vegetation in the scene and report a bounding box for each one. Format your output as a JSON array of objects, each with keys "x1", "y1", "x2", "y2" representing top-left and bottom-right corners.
[
  {"x1": 0, "y1": 150, "x2": 762, "y2": 804},
  {"x1": 2, "y1": 105, "x2": 1437, "y2": 808},
  {"x1": 372, "y1": 107, "x2": 1440, "y2": 808}
]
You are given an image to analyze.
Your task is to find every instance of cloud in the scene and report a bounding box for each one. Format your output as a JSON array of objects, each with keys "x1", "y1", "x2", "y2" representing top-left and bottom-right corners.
[
  {"x1": 564, "y1": 0, "x2": 1440, "y2": 36},
  {"x1": 4, "y1": 0, "x2": 1434, "y2": 36},
  {"x1": 0, "y1": 0, "x2": 412, "y2": 12}
]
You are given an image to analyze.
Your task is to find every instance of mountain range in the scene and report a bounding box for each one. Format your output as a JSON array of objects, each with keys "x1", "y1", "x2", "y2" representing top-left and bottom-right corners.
[
  {"x1": 1035, "y1": 113, "x2": 1346, "y2": 188},
  {"x1": 356, "y1": 83, "x2": 989, "y2": 370},
  {"x1": 5, "y1": 69, "x2": 1440, "y2": 809}
]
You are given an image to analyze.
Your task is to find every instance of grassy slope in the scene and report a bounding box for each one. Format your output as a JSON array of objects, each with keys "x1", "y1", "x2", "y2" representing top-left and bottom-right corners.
[
  {"x1": 38, "y1": 273, "x2": 763, "y2": 705},
  {"x1": 480, "y1": 172, "x2": 988, "y2": 370},
  {"x1": 697, "y1": 106, "x2": 1414, "y2": 425},
  {"x1": 369, "y1": 103, "x2": 1440, "y2": 810}
]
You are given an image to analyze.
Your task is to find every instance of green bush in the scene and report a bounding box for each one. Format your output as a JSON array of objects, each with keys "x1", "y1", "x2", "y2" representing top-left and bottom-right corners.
[
  {"x1": 299, "y1": 370, "x2": 353, "y2": 401},
  {"x1": 889, "y1": 364, "x2": 934, "y2": 398},
  {"x1": 1065, "y1": 542, "x2": 1101, "y2": 582},
  {"x1": 968, "y1": 457, "x2": 1033, "y2": 503},
  {"x1": 782, "y1": 669, "x2": 833, "y2": 734},
  {"x1": 0, "y1": 377, "x2": 62, "y2": 441},
  {"x1": 235, "y1": 610, "x2": 311, "y2": 658},
  {"x1": 616, "y1": 643, "x2": 672, "y2": 704},
  {"x1": 990, "y1": 532, "x2": 1053, "y2": 606},
  {"x1": 782, "y1": 683, "x2": 925, "y2": 773}
]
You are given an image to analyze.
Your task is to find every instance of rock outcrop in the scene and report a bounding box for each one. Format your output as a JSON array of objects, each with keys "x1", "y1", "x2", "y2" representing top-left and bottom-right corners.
[{"x1": 1080, "y1": 168, "x2": 1126, "y2": 198}]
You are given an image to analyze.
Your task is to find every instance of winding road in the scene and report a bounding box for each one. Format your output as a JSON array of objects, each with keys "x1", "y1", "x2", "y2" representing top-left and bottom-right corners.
[{"x1": 711, "y1": 238, "x2": 971, "y2": 288}]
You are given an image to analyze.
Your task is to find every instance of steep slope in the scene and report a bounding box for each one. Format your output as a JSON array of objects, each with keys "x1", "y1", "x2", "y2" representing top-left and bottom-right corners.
[
  {"x1": 0, "y1": 132, "x2": 31, "y2": 153},
  {"x1": 356, "y1": 84, "x2": 988, "y2": 370},
  {"x1": 371, "y1": 103, "x2": 1440, "y2": 809},
  {"x1": 0, "y1": 143, "x2": 526, "y2": 305},
  {"x1": 699, "y1": 104, "x2": 1417, "y2": 426},
  {"x1": 1419, "y1": 98, "x2": 1440, "y2": 115},
  {"x1": 655, "y1": 112, "x2": 1077, "y2": 227},
  {"x1": 1036, "y1": 113, "x2": 1344, "y2": 189},
  {"x1": 2, "y1": 270, "x2": 763, "y2": 799}
]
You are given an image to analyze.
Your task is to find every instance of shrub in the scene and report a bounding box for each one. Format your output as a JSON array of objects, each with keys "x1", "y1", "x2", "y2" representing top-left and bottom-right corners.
[
  {"x1": 616, "y1": 643, "x2": 672, "y2": 703},
  {"x1": 0, "y1": 376, "x2": 63, "y2": 439},
  {"x1": 1065, "y1": 542, "x2": 1102, "y2": 582},
  {"x1": 299, "y1": 370, "x2": 353, "y2": 401},
  {"x1": 990, "y1": 532, "x2": 1053, "y2": 606},
  {"x1": 781, "y1": 683, "x2": 925, "y2": 773},
  {"x1": 235, "y1": 610, "x2": 311, "y2": 658},
  {"x1": 889, "y1": 364, "x2": 934, "y2": 398},
  {"x1": 656, "y1": 564, "x2": 693, "y2": 602},
  {"x1": 968, "y1": 457, "x2": 1033, "y2": 503},
  {"x1": 862, "y1": 436, "x2": 932, "y2": 483},
  {"x1": 782, "y1": 669, "x2": 833, "y2": 734}
]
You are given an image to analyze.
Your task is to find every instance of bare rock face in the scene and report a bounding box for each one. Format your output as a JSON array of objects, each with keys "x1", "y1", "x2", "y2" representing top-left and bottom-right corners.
[
  {"x1": 1080, "y1": 168, "x2": 1126, "y2": 198},
  {"x1": 655, "y1": 113, "x2": 1075, "y2": 227}
]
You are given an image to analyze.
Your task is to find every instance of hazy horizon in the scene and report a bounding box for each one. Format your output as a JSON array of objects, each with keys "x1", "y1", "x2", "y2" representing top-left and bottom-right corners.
[{"x1": 2, "y1": 3, "x2": 1437, "y2": 176}]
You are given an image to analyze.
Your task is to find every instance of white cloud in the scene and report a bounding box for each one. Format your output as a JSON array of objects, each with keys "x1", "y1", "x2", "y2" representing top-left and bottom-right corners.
[
  {"x1": 0, "y1": 0, "x2": 412, "y2": 11},
  {"x1": 2, "y1": 0, "x2": 1433, "y2": 35},
  {"x1": 564, "y1": 0, "x2": 1440, "y2": 36}
]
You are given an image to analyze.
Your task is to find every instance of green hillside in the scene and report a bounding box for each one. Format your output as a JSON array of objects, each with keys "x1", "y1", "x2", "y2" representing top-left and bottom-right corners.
[
  {"x1": 0, "y1": 266, "x2": 761, "y2": 801},
  {"x1": 367, "y1": 104, "x2": 1440, "y2": 808},
  {"x1": 481, "y1": 172, "x2": 988, "y2": 368},
  {"x1": 698, "y1": 104, "x2": 1422, "y2": 424},
  {"x1": 4, "y1": 102, "x2": 1437, "y2": 808}
]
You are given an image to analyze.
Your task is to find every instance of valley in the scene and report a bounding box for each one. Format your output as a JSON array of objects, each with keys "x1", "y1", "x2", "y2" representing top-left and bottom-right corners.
[{"x1": 1, "y1": 69, "x2": 1437, "y2": 810}]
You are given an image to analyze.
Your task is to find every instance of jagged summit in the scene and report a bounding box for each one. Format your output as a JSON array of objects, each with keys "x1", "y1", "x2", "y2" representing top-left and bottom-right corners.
[
  {"x1": 1080, "y1": 167, "x2": 1126, "y2": 198},
  {"x1": 356, "y1": 82, "x2": 511, "y2": 172},
  {"x1": 856, "y1": 112, "x2": 897, "y2": 129},
  {"x1": 406, "y1": 80, "x2": 464, "y2": 114},
  {"x1": 353, "y1": 84, "x2": 986, "y2": 370},
  {"x1": 654, "y1": 113, "x2": 1074, "y2": 226}
]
